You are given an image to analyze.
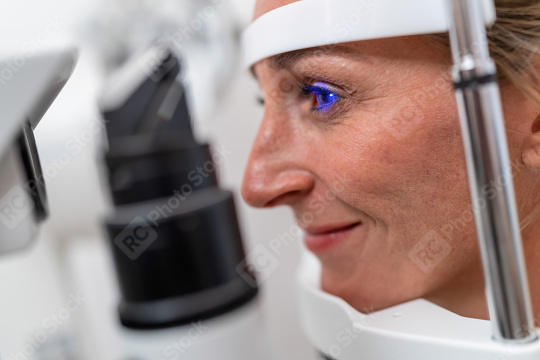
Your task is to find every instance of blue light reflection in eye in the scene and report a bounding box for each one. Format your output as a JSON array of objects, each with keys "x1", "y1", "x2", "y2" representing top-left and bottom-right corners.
[{"x1": 302, "y1": 83, "x2": 341, "y2": 111}]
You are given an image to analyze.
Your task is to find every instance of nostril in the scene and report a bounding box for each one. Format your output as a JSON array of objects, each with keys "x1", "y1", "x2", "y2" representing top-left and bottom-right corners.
[
  {"x1": 532, "y1": 113, "x2": 540, "y2": 133},
  {"x1": 264, "y1": 190, "x2": 303, "y2": 207}
]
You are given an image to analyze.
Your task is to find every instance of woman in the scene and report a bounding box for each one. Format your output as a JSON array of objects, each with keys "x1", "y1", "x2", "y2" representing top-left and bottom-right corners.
[{"x1": 241, "y1": 0, "x2": 540, "y2": 321}]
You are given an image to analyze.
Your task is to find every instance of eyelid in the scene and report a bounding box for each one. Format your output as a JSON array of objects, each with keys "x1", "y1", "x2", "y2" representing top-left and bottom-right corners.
[
  {"x1": 303, "y1": 84, "x2": 331, "y2": 94},
  {"x1": 298, "y1": 80, "x2": 346, "y2": 100},
  {"x1": 295, "y1": 73, "x2": 355, "y2": 96}
]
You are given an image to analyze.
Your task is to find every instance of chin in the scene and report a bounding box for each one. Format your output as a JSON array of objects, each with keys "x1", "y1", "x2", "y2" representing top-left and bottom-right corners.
[{"x1": 319, "y1": 265, "x2": 429, "y2": 314}]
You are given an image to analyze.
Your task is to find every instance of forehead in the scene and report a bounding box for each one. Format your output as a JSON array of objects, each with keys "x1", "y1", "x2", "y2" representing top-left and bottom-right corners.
[
  {"x1": 251, "y1": 36, "x2": 451, "y2": 85},
  {"x1": 253, "y1": 0, "x2": 300, "y2": 20}
]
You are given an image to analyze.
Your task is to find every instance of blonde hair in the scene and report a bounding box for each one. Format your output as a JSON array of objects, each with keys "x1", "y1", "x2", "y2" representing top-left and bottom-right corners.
[
  {"x1": 490, "y1": 1, "x2": 540, "y2": 231},
  {"x1": 488, "y1": 1, "x2": 540, "y2": 105},
  {"x1": 431, "y1": 1, "x2": 540, "y2": 230},
  {"x1": 431, "y1": 1, "x2": 540, "y2": 101}
]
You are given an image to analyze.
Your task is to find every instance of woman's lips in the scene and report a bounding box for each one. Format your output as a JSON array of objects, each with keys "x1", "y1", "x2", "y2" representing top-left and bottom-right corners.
[{"x1": 302, "y1": 222, "x2": 361, "y2": 252}]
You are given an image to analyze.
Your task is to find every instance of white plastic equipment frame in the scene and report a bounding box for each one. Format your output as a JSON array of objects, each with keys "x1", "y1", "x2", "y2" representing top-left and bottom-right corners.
[
  {"x1": 297, "y1": 251, "x2": 540, "y2": 360},
  {"x1": 242, "y1": 0, "x2": 495, "y2": 68}
]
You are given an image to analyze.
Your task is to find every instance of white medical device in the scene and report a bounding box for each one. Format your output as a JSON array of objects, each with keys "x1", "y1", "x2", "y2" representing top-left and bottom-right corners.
[
  {"x1": 0, "y1": 48, "x2": 77, "y2": 254},
  {"x1": 242, "y1": 0, "x2": 540, "y2": 358}
]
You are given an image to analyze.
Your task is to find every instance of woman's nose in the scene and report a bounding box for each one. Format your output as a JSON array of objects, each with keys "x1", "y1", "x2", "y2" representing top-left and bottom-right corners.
[{"x1": 241, "y1": 108, "x2": 315, "y2": 208}]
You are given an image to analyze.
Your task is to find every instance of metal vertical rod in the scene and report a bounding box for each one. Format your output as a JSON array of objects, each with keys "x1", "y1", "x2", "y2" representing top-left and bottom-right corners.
[{"x1": 447, "y1": 0, "x2": 537, "y2": 342}]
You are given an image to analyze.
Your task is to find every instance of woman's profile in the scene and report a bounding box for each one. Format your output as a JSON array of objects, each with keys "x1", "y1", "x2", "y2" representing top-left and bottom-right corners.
[{"x1": 241, "y1": 0, "x2": 540, "y2": 322}]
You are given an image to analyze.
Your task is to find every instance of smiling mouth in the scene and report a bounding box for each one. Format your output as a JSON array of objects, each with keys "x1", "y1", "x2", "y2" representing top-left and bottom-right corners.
[{"x1": 302, "y1": 222, "x2": 362, "y2": 252}]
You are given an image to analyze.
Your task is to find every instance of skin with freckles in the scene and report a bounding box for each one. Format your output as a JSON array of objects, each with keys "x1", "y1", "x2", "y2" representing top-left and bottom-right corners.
[{"x1": 242, "y1": 0, "x2": 540, "y2": 320}]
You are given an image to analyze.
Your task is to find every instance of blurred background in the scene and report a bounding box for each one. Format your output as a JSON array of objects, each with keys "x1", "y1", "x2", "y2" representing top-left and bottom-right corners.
[{"x1": 0, "y1": 0, "x2": 314, "y2": 358}]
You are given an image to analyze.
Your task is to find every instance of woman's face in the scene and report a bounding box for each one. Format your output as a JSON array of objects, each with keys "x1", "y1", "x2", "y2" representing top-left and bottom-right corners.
[{"x1": 242, "y1": 1, "x2": 490, "y2": 317}]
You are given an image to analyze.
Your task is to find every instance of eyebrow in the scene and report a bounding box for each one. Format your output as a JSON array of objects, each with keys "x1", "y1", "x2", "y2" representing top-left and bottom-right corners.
[
  {"x1": 251, "y1": 45, "x2": 365, "y2": 79},
  {"x1": 271, "y1": 48, "x2": 325, "y2": 69}
]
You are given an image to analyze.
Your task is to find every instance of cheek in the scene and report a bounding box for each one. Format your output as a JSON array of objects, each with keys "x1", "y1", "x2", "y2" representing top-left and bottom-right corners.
[{"x1": 315, "y1": 90, "x2": 469, "y2": 228}]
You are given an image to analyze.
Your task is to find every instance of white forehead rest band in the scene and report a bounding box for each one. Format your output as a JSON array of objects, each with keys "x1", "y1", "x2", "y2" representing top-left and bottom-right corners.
[{"x1": 242, "y1": 0, "x2": 496, "y2": 68}]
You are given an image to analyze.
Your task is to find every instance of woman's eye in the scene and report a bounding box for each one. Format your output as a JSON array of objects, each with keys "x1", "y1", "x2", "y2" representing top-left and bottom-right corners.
[
  {"x1": 299, "y1": 83, "x2": 341, "y2": 111},
  {"x1": 315, "y1": 91, "x2": 340, "y2": 109}
]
